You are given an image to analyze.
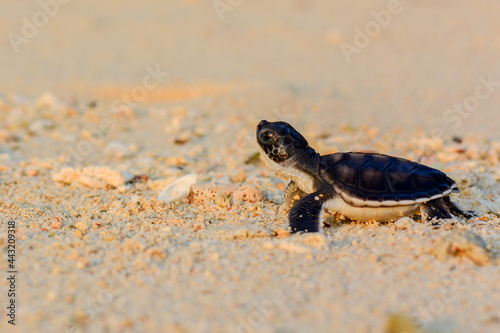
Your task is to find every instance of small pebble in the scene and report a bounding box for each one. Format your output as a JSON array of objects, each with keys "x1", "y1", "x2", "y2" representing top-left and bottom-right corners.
[
  {"x1": 432, "y1": 230, "x2": 491, "y2": 266},
  {"x1": 52, "y1": 168, "x2": 82, "y2": 185},
  {"x1": 394, "y1": 217, "x2": 415, "y2": 230},
  {"x1": 233, "y1": 186, "x2": 264, "y2": 203}
]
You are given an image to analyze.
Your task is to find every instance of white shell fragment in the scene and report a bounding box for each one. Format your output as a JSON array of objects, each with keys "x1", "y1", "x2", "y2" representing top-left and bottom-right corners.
[{"x1": 157, "y1": 174, "x2": 198, "y2": 203}]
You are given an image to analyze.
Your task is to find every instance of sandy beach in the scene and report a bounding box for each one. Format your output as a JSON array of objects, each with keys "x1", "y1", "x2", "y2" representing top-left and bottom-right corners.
[{"x1": 1, "y1": 1, "x2": 500, "y2": 332}]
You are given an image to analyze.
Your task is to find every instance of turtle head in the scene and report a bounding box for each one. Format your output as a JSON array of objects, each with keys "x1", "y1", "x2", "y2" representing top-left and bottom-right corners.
[{"x1": 256, "y1": 120, "x2": 309, "y2": 163}]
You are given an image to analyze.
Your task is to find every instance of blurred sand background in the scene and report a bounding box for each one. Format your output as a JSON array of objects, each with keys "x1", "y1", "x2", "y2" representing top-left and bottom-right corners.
[
  {"x1": 1, "y1": 0, "x2": 500, "y2": 332},
  {"x1": 2, "y1": 0, "x2": 500, "y2": 134}
]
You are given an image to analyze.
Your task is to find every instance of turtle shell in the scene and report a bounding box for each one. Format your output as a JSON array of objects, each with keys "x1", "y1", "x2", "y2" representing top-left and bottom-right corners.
[{"x1": 319, "y1": 152, "x2": 458, "y2": 207}]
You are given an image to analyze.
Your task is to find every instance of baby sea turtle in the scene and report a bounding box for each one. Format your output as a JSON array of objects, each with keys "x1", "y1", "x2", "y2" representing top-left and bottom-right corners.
[{"x1": 256, "y1": 120, "x2": 473, "y2": 233}]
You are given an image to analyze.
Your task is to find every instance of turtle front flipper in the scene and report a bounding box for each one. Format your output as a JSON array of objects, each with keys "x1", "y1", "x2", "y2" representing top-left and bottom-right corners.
[
  {"x1": 283, "y1": 180, "x2": 307, "y2": 212},
  {"x1": 289, "y1": 191, "x2": 332, "y2": 233},
  {"x1": 420, "y1": 198, "x2": 455, "y2": 225}
]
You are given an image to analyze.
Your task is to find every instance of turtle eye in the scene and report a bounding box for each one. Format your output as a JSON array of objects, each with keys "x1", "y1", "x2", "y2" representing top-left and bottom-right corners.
[{"x1": 259, "y1": 129, "x2": 276, "y2": 143}]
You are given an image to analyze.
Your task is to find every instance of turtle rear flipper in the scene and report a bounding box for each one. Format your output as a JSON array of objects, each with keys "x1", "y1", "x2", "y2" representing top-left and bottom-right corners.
[
  {"x1": 289, "y1": 190, "x2": 332, "y2": 233},
  {"x1": 442, "y1": 196, "x2": 477, "y2": 219},
  {"x1": 420, "y1": 198, "x2": 455, "y2": 224}
]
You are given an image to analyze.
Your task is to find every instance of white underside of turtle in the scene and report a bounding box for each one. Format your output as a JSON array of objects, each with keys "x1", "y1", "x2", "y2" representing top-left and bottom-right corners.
[
  {"x1": 326, "y1": 184, "x2": 457, "y2": 222},
  {"x1": 323, "y1": 197, "x2": 419, "y2": 222}
]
